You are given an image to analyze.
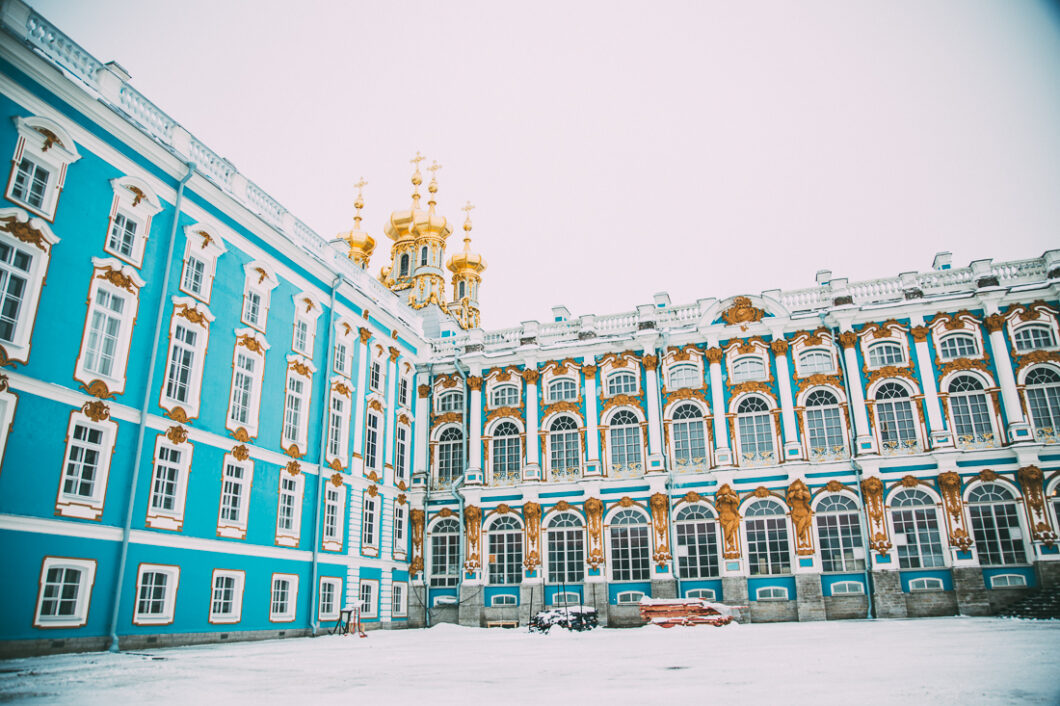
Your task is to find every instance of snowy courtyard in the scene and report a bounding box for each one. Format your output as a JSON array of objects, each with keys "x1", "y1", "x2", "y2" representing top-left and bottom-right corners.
[{"x1": 1, "y1": 618, "x2": 1058, "y2": 705}]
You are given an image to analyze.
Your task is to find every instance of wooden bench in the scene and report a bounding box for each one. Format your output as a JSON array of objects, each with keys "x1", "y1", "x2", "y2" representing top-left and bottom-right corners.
[{"x1": 486, "y1": 620, "x2": 519, "y2": 629}]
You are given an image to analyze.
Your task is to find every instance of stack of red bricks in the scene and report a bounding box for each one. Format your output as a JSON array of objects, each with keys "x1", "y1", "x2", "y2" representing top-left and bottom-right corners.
[{"x1": 639, "y1": 599, "x2": 738, "y2": 628}]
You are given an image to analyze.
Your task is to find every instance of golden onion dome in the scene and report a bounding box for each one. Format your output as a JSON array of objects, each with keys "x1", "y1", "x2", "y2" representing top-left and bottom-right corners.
[
  {"x1": 446, "y1": 203, "x2": 486, "y2": 275},
  {"x1": 339, "y1": 181, "x2": 375, "y2": 265},
  {"x1": 385, "y1": 155, "x2": 451, "y2": 241}
]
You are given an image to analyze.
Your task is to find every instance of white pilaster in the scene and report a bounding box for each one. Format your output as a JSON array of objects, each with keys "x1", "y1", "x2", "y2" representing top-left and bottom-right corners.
[
  {"x1": 706, "y1": 347, "x2": 733, "y2": 466},
  {"x1": 771, "y1": 339, "x2": 802, "y2": 461},
  {"x1": 351, "y1": 328, "x2": 371, "y2": 475},
  {"x1": 838, "y1": 330, "x2": 877, "y2": 454},
  {"x1": 524, "y1": 368, "x2": 541, "y2": 479},
  {"x1": 413, "y1": 368, "x2": 430, "y2": 484},
  {"x1": 986, "y1": 314, "x2": 1032, "y2": 442},
  {"x1": 584, "y1": 357, "x2": 601, "y2": 476},
  {"x1": 909, "y1": 318, "x2": 952, "y2": 448},
  {"x1": 467, "y1": 368, "x2": 484, "y2": 484},
  {"x1": 382, "y1": 348, "x2": 397, "y2": 478},
  {"x1": 643, "y1": 354, "x2": 665, "y2": 472}
]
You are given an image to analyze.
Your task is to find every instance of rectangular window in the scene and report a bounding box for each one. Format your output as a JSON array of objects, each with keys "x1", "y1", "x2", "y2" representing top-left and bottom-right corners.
[
  {"x1": 61, "y1": 422, "x2": 104, "y2": 501},
  {"x1": 362, "y1": 495, "x2": 377, "y2": 548},
  {"x1": 359, "y1": 580, "x2": 377, "y2": 618},
  {"x1": 278, "y1": 476, "x2": 297, "y2": 532},
  {"x1": 84, "y1": 288, "x2": 126, "y2": 377},
  {"x1": 334, "y1": 343, "x2": 348, "y2": 376},
  {"x1": 324, "y1": 486, "x2": 342, "y2": 544},
  {"x1": 393, "y1": 503, "x2": 407, "y2": 554},
  {"x1": 164, "y1": 324, "x2": 198, "y2": 404},
  {"x1": 133, "y1": 564, "x2": 179, "y2": 625},
  {"x1": 395, "y1": 426, "x2": 408, "y2": 484},
  {"x1": 319, "y1": 577, "x2": 341, "y2": 621},
  {"x1": 370, "y1": 361, "x2": 382, "y2": 391},
  {"x1": 365, "y1": 413, "x2": 380, "y2": 471},
  {"x1": 328, "y1": 395, "x2": 346, "y2": 460},
  {"x1": 209, "y1": 570, "x2": 244, "y2": 623},
  {"x1": 294, "y1": 319, "x2": 309, "y2": 355},
  {"x1": 392, "y1": 582, "x2": 407, "y2": 617},
  {"x1": 220, "y1": 463, "x2": 245, "y2": 523},
  {"x1": 106, "y1": 211, "x2": 138, "y2": 258},
  {"x1": 217, "y1": 457, "x2": 253, "y2": 539},
  {"x1": 149, "y1": 445, "x2": 182, "y2": 512},
  {"x1": 11, "y1": 156, "x2": 49, "y2": 209},
  {"x1": 0, "y1": 240, "x2": 32, "y2": 344},
  {"x1": 181, "y1": 255, "x2": 206, "y2": 296},
  {"x1": 228, "y1": 353, "x2": 255, "y2": 426},
  {"x1": 283, "y1": 376, "x2": 305, "y2": 447},
  {"x1": 398, "y1": 377, "x2": 409, "y2": 407},
  {"x1": 270, "y1": 574, "x2": 298, "y2": 622},
  {"x1": 34, "y1": 558, "x2": 96, "y2": 628},
  {"x1": 243, "y1": 290, "x2": 262, "y2": 327}
]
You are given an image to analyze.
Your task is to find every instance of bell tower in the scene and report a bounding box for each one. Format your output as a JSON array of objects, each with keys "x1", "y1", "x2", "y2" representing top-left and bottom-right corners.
[
  {"x1": 446, "y1": 201, "x2": 486, "y2": 329},
  {"x1": 336, "y1": 178, "x2": 374, "y2": 268}
]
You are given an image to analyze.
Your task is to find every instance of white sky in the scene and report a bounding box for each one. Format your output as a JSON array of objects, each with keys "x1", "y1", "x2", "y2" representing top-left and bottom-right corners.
[{"x1": 26, "y1": 0, "x2": 1060, "y2": 329}]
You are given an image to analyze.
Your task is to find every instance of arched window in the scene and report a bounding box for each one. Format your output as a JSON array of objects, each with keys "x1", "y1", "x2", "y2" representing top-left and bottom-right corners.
[
  {"x1": 745, "y1": 499, "x2": 790, "y2": 576},
  {"x1": 804, "y1": 389, "x2": 845, "y2": 459},
  {"x1": 437, "y1": 427, "x2": 464, "y2": 486},
  {"x1": 947, "y1": 375, "x2": 993, "y2": 445},
  {"x1": 938, "y1": 333, "x2": 978, "y2": 360},
  {"x1": 731, "y1": 357, "x2": 766, "y2": 383},
  {"x1": 549, "y1": 416, "x2": 581, "y2": 478},
  {"x1": 438, "y1": 390, "x2": 464, "y2": 412},
  {"x1": 1014, "y1": 324, "x2": 1056, "y2": 352},
  {"x1": 669, "y1": 364, "x2": 699, "y2": 390},
  {"x1": 398, "y1": 253, "x2": 410, "y2": 277},
  {"x1": 675, "y1": 504, "x2": 719, "y2": 579},
  {"x1": 457, "y1": 281, "x2": 466, "y2": 299},
  {"x1": 815, "y1": 495, "x2": 865, "y2": 573},
  {"x1": 874, "y1": 382, "x2": 918, "y2": 451},
  {"x1": 867, "y1": 341, "x2": 905, "y2": 367},
  {"x1": 429, "y1": 518, "x2": 460, "y2": 587},
  {"x1": 671, "y1": 403, "x2": 707, "y2": 470},
  {"x1": 485, "y1": 510, "x2": 523, "y2": 580},
  {"x1": 419, "y1": 246, "x2": 428, "y2": 267},
  {"x1": 546, "y1": 512, "x2": 584, "y2": 584},
  {"x1": 798, "y1": 349, "x2": 833, "y2": 375},
  {"x1": 967, "y1": 484, "x2": 1025, "y2": 566},
  {"x1": 548, "y1": 378, "x2": 577, "y2": 402},
  {"x1": 608, "y1": 509, "x2": 650, "y2": 581},
  {"x1": 890, "y1": 488, "x2": 945, "y2": 569},
  {"x1": 607, "y1": 371, "x2": 637, "y2": 395},
  {"x1": 1024, "y1": 367, "x2": 1060, "y2": 440},
  {"x1": 490, "y1": 384, "x2": 519, "y2": 408},
  {"x1": 608, "y1": 410, "x2": 643, "y2": 473},
  {"x1": 488, "y1": 515, "x2": 523, "y2": 585},
  {"x1": 736, "y1": 396, "x2": 774, "y2": 464},
  {"x1": 491, "y1": 421, "x2": 521, "y2": 484}
]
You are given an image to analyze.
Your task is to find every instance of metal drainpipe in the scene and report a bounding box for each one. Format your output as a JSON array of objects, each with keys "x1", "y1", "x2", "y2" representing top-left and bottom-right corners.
[
  {"x1": 820, "y1": 312, "x2": 876, "y2": 619},
  {"x1": 422, "y1": 363, "x2": 434, "y2": 628},
  {"x1": 653, "y1": 331, "x2": 682, "y2": 597},
  {"x1": 450, "y1": 357, "x2": 470, "y2": 597},
  {"x1": 107, "y1": 163, "x2": 195, "y2": 653},
  {"x1": 309, "y1": 275, "x2": 340, "y2": 637}
]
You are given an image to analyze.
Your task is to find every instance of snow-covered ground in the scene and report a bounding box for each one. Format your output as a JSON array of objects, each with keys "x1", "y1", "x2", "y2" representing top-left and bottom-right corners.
[{"x1": 1, "y1": 618, "x2": 1057, "y2": 705}]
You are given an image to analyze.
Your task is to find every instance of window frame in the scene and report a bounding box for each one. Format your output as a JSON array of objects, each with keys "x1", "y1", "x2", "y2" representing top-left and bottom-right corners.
[
  {"x1": 429, "y1": 517, "x2": 461, "y2": 587},
  {"x1": 866, "y1": 340, "x2": 906, "y2": 369},
  {"x1": 132, "y1": 563, "x2": 180, "y2": 626},
  {"x1": 318, "y1": 576, "x2": 342, "y2": 621},
  {"x1": 729, "y1": 355, "x2": 768, "y2": 383},
  {"x1": 275, "y1": 470, "x2": 305, "y2": 547},
  {"x1": 269, "y1": 573, "x2": 299, "y2": 623},
  {"x1": 177, "y1": 224, "x2": 226, "y2": 304},
  {"x1": 392, "y1": 581, "x2": 408, "y2": 617},
  {"x1": 734, "y1": 395, "x2": 777, "y2": 466},
  {"x1": 487, "y1": 515, "x2": 525, "y2": 586},
  {"x1": 55, "y1": 410, "x2": 117, "y2": 520},
  {"x1": 358, "y1": 579, "x2": 379, "y2": 618},
  {"x1": 889, "y1": 488, "x2": 947, "y2": 570},
  {"x1": 492, "y1": 383, "x2": 522, "y2": 407},
  {"x1": 326, "y1": 387, "x2": 350, "y2": 469},
  {"x1": 240, "y1": 261, "x2": 278, "y2": 333},
  {"x1": 1012, "y1": 323, "x2": 1058, "y2": 353},
  {"x1": 159, "y1": 298, "x2": 214, "y2": 421},
  {"x1": 321, "y1": 482, "x2": 346, "y2": 552},
  {"x1": 225, "y1": 330, "x2": 268, "y2": 440},
  {"x1": 755, "y1": 586, "x2": 789, "y2": 601},
  {"x1": 33, "y1": 557, "x2": 96, "y2": 629},
  {"x1": 6, "y1": 116, "x2": 81, "y2": 221},
  {"x1": 607, "y1": 508, "x2": 651, "y2": 582},
  {"x1": 674, "y1": 503, "x2": 720, "y2": 579},
  {"x1": 216, "y1": 454, "x2": 253, "y2": 539},
  {"x1": 145, "y1": 434, "x2": 193, "y2": 531},
  {"x1": 208, "y1": 569, "x2": 245, "y2": 624},
  {"x1": 937, "y1": 332, "x2": 980, "y2": 361},
  {"x1": 362, "y1": 492, "x2": 379, "y2": 552},
  {"x1": 796, "y1": 348, "x2": 835, "y2": 376},
  {"x1": 281, "y1": 359, "x2": 314, "y2": 455},
  {"x1": 607, "y1": 409, "x2": 645, "y2": 475},
  {"x1": 606, "y1": 371, "x2": 638, "y2": 396},
  {"x1": 393, "y1": 500, "x2": 408, "y2": 559},
  {"x1": 73, "y1": 257, "x2": 144, "y2": 396},
  {"x1": 546, "y1": 378, "x2": 577, "y2": 402},
  {"x1": 743, "y1": 499, "x2": 792, "y2": 576},
  {"x1": 0, "y1": 209, "x2": 59, "y2": 365},
  {"x1": 102, "y1": 176, "x2": 162, "y2": 269}
]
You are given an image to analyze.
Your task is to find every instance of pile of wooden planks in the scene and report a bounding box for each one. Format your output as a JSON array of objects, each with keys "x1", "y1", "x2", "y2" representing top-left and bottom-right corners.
[{"x1": 639, "y1": 598, "x2": 740, "y2": 628}]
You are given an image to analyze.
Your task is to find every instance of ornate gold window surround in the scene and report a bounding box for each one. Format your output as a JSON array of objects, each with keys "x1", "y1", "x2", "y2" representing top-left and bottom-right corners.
[
  {"x1": 224, "y1": 328, "x2": 269, "y2": 442},
  {"x1": 177, "y1": 223, "x2": 227, "y2": 305},
  {"x1": 144, "y1": 429, "x2": 194, "y2": 532},
  {"x1": 239, "y1": 260, "x2": 279, "y2": 334},
  {"x1": 158, "y1": 296, "x2": 215, "y2": 424},
  {"x1": 103, "y1": 176, "x2": 163, "y2": 270},
  {"x1": 0, "y1": 208, "x2": 59, "y2": 366}
]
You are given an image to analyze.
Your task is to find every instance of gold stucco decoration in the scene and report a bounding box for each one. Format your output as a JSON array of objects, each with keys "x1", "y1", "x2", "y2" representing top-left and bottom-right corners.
[
  {"x1": 585, "y1": 497, "x2": 605, "y2": 569},
  {"x1": 642, "y1": 355, "x2": 658, "y2": 371},
  {"x1": 983, "y1": 314, "x2": 1006, "y2": 333},
  {"x1": 937, "y1": 471, "x2": 973, "y2": 550},
  {"x1": 1018, "y1": 465, "x2": 1058, "y2": 546},
  {"x1": 979, "y1": 469, "x2": 999, "y2": 482},
  {"x1": 618, "y1": 496, "x2": 635, "y2": 508},
  {"x1": 237, "y1": 334, "x2": 263, "y2": 354},
  {"x1": 0, "y1": 216, "x2": 49, "y2": 252},
  {"x1": 464, "y1": 505, "x2": 481, "y2": 572},
  {"x1": 900, "y1": 475, "x2": 921, "y2": 488},
  {"x1": 523, "y1": 502, "x2": 542, "y2": 571},
  {"x1": 410, "y1": 509, "x2": 425, "y2": 578},
  {"x1": 165, "y1": 425, "x2": 188, "y2": 445},
  {"x1": 704, "y1": 347, "x2": 724, "y2": 364},
  {"x1": 358, "y1": 327, "x2": 371, "y2": 344},
  {"x1": 286, "y1": 460, "x2": 301, "y2": 475},
  {"x1": 96, "y1": 267, "x2": 139, "y2": 294},
  {"x1": 770, "y1": 339, "x2": 789, "y2": 356},
  {"x1": 839, "y1": 331, "x2": 858, "y2": 349},
  {"x1": 418, "y1": 383, "x2": 431, "y2": 397},
  {"x1": 721, "y1": 296, "x2": 766, "y2": 326},
  {"x1": 582, "y1": 364, "x2": 598, "y2": 377},
  {"x1": 715, "y1": 484, "x2": 742, "y2": 559},
  {"x1": 331, "y1": 473, "x2": 344, "y2": 487},
  {"x1": 232, "y1": 445, "x2": 250, "y2": 461},
  {"x1": 80, "y1": 379, "x2": 115, "y2": 400},
  {"x1": 825, "y1": 480, "x2": 845, "y2": 493},
  {"x1": 466, "y1": 376, "x2": 483, "y2": 391},
  {"x1": 495, "y1": 503, "x2": 511, "y2": 515},
  {"x1": 649, "y1": 492, "x2": 671, "y2": 567},
  {"x1": 165, "y1": 406, "x2": 190, "y2": 424},
  {"x1": 284, "y1": 444, "x2": 302, "y2": 459},
  {"x1": 81, "y1": 399, "x2": 110, "y2": 422},
  {"x1": 231, "y1": 427, "x2": 250, "y2": 443},
  {"x1": 787, "y1": 479, "x2": 815, "y2": 556},
  {"x1": 683, "y1": 490, "x2": 702, "y2": 504},
  {"x1": 522, "y1": 369, "x2": 540, "y2": 384},
  {"x1": 861, "y1": 476, "x2": 892, "y2": 555}
]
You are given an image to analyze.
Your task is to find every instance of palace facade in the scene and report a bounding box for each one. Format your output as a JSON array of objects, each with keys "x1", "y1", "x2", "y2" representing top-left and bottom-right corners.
[{"x1": 1, "y1": 0, "x2": 1059, "y2": 656}]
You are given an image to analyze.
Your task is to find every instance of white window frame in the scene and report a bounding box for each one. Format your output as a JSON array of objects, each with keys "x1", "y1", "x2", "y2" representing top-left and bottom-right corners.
[
  {"x1": 830, "y1": 581, "x2": 865, "y2": 595},
  {"x1": 359, "y1": 579, "x2": 379, "y2": 618},
  {"x1": 364, "y1": 410, "x2": 382, "y2": 472},
  {"x1": 667, "y1": 364, "x2": 701, "y2": 390},
  {"x1": 0, "y1": 208, "x2": 59, "y2": 365},
  {"x1": 159, "y1": 297, "x2": 214, "y2": 420},
  {"x1": 437, "y1": 390, "x2": 464, "y2": 413},
  {"x1": 0, "y1": 384, "x2": 17, "y2": 465},
  {"x1": 291, "y1": 292, "x2": 322, "y2": 357},
  {"x1": 318, "y1": 577, "x2": 342, "y2": 621},
  {"x1": 55, "y1": 410, "x2": 117, "y2": 520},
  {"x1": 908, "y1": 577, "x2": 945, "y2": 592},
  {"x1": 492, "y1": 383, "x2": 523, "y2": 407},
  {"x1": 362, "y1": 492, "x2": 379, "y2": 552},
  {"x1": 73, "y1": 257, "x2": 144, "y2": 396},
  {"x1": 275, "y1": 470, "x2": 305, "y2": 547},
  {"x1": 225, "y1": 329, "x2": 268, "y2": 440},
  {"x1": 178, "y1": 224, "x2": 227, "y2": 304},
  {"x1": 755, "y1": 586, "x2": 789, "y2": 601},
  {"x1": 269, "y1": 573, "x2": 299, "y2": 623},
  {"x1": 208, "y1": 569, "x2": 245, "y2": 624},
  {"x1": 145, "y1": 434, "x2": 193, "y2": 531},
  {"x1": 937, "y1": 332, "x2": 980, "y2": 361},
  {"x1": 606, "y1": 371, "x2": 638, "y2": 396},
  {"x1": 240, "y1": 261, "x2": 278, "y2": 333},
  {"x1": 795, "y1": 348, "x2": 835, "y2": 376},
  {"x1": 989, "y1": 573, "x2": 1027, "y2": 588},
  {"x1": 216, "y1": 454, "x2": 253, "y2": 539},
  {"x1": 398, "y1": 373, "x2": 411, "y2": 408},
  {"x1": 322, "y1": 482, "x2": 347, "y2": 552},
  {"x1": 33, "y1": 557, "x2": 96, "y2": 628},
  {"x1": 392, "y1": 581, "x2": 408, "y2": 617},
  {"x1": 102, "y1": 176, "x2": 162, "y2": 268},
  {"x1": 6, "y1": 116, "x2": 81, "y2": 220},
  {"x1": 1011, "y1": 322, "x2": 1059, "y2": 353},
  {"x1": 552, "y1": 591, "x2": 580, "y2": 606},
  {"x1": 685, "y1": 588, "x2": 716, "y2": 600},
  {"x1": 866, "y1": 340, "x2": 907, "y2": 369},
  {"x1": 393, "y1": 500, "x2": 408, "y2": 559},
  {"x1": 491, "y1": 594, "x2": 517, "y2": 606},
  {"x1": 325, "y1": 387, "x2": 350, "y2": 469},
  {"x1": 615, "y1": 590, "x2": 645, "y2": 605},
  {"x1": 394, "y1": 422, "x2": 410, "y2": 486},
  {"x1": 132, "y1": 563, "x2": 180, "y2": 626},
  {"x1": 729, "y1": 355, "x2": 768, "y2": 383},
  {"x1": 282, "y1": 358, "x2": 315, "y2": 455}
]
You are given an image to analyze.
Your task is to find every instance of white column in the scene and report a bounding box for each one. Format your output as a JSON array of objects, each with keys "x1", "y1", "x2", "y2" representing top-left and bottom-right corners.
[
  {"x1": 382, "y1": 347, "x2": 398, "y2": 477},
  {"x1": 706, "y1": 347, "x2": 733, "y2": 466},
  {"x1": 771, "y1": 339, "x2": 802, "y2": 460},
  {"x1": 643, "y1": 355, "x2": 664, "y2": 472},
  {"x1": 985, "y1": 314, "x2": 1032, "y2": 442},
  {"x1": 909, "y1": 321, "x2": 952, "y2": 448},
  {"x1": 413, "y1": 368, "x2": 430, "y2": 484},
  {"x1": 838, "y1": 331, "x2": 876, "y2": 454},
  {"x1": 524, "y1": 368, "x2": 540, "y2": 479},
  {"x1": 584, "y1": 359, "x2": 601, "y2": 475},
  {"x1": 467, "y1": 371, "x2": 484, "y2": 483},
  {"x1": 351, "y1": 327, "x2": 371, "y2": 475}
]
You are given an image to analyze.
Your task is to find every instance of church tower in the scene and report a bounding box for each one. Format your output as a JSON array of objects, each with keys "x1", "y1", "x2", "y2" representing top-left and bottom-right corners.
[
  {"x1": 336, "y1": 178, "x2": 374, "y2": 268},
  {"x1": 380, "y1": 153, "x2": 453, "y2": 311},
  {"x1": 446, "y1": 201, "x2": 486, "y2": 329}
]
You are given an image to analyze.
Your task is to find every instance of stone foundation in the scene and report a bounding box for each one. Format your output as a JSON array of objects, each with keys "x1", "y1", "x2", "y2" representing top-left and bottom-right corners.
[
  {"x1": 748, "y1": 598, "x2": 798, "y2": 622},
  {"x1": 458, "y1": 585, "x2": 484, "y2": 627},
  {"x1": 795, "y1": 573, "x2": 826, "y2": 621},
  {"x1": 905, "y1": 590, "x2": 958, "y2": 617},
  {"x1": 722, "y1": 576, "x2": 750, "y2": 623},
  {"x1": 952, "y1": 566, "x2": 991, "y2": 616},
  {"x1": 1036, "y1": 560, "x2": 1060, "y2": 588},
  {"x1": 823, "y1": 594, "x2": 869, "y2": 620},
  {"x1": 872, "y1": 571, "x2": 908, "y2": 619}
]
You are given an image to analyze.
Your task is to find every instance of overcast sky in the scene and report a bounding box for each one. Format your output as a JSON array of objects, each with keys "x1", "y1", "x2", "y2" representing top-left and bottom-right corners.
[{"x1": 26, "y1": 0, "x2": 1060, "y2": 329}]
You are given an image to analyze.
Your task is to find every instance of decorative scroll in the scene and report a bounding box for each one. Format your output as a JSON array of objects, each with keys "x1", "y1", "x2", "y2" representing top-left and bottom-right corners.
[
  {"x1": 410, "y1": 509, "x2": 425, "y2": 578},
  {"x1": 523, "y1": 502, "x2": 542, "y2": 571},
  {"x1": 237, "y1": 334, "x2": 264, "y2": 354},
  {"x1": 80, "y1": 380, "x2": 115, "y2": 400},
  {"x1": 585, "y1": 497, "x2": 605, "y2": 569},
  {"x1": 601, "y1": 393, "x2": 644, "y2": 416},
  {"x1": 937, "y1": 471, "x2": 973, "y2": 550},
  {"x1": 1018, "y1": 465, "x2": 1058, "y2": 546},
  {"x1": 839, "y1": 331, "x2": 858, "y2": 349},
  {"x1": 464, "y1": 505, "x2": 482, "y2": 571},
  {"x1": 232, "y1": 445, "x2": 250, "y2": 461},
  {"x1": 715, "y1": 484, "x2": 741, "y2": 559},
  {"x1": 721, "y1": 296, "x2": 765, "y2": 326},
  {"x1": 861, "y1": 476, "x2": 892, "y2": 555},
  {"x1": 0, "y1": 215, "x2": 50, "y2": 252},
  {"x1": 165, "y1": 425, "x2": 188, "y2": 444},
  {"x1": 649, "y1": 492, "x2": 671, "y2": 567},
  {"x1": 770, "y1": 339, "x2": 789, "y2": 356},
  {"x1": 786, "y1": 479, "x2": 815, "y2": 556}
]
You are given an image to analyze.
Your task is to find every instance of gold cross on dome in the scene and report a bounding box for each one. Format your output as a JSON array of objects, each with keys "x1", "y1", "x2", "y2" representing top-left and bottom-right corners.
[
  {"x1": 462, "y1": 201, "x2": 475, "y2": 215},
  {"x1": 428, "y1": 160, "x2": 443, "y2": 176},
  {"x1": 410, "y1": 151, "x2": 425, "y2": 168},
  {"x1": 353, "y1": 177, "x2": 368, "y2": 193}
]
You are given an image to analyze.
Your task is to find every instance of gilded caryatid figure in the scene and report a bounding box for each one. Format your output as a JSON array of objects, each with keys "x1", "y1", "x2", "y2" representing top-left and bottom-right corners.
[
  {"x1": 336, "y1": 178, "x2": 375, "y2": 268},
  {"x1": 446, "y1": 200, "x2": 486, "y2": 330}
]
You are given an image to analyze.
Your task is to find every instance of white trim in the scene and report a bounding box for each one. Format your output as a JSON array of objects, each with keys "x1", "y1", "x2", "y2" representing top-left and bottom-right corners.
[
  {"x1": 209, "y1": 569, "x2": 245, "y2": 624},
  {"x1": 132, "y1": 563, "x2": 180, "y2": 625},
  {"x1": 34, "y1": 556, "x2": 96, "y2": 628},
  {"x1": 269, "y1": 572, "x2": 299, "y2": 622}
]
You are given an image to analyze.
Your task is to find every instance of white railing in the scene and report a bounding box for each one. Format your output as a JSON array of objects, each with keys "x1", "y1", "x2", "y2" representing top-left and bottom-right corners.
[
  {"x1": 117, "y1": 85, "x2": 174, "y2": 142},
  {"x1": 24, "y1": 11, "x2": 102, "y2": 84}
]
